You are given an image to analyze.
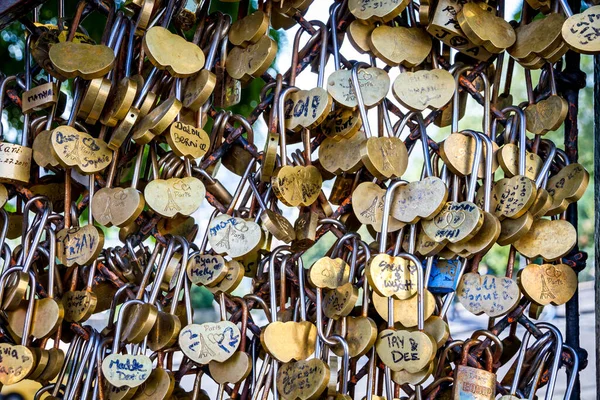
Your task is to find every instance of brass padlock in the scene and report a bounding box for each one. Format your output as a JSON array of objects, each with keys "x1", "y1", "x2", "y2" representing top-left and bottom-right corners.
[
  {"x1": 0, "y1": 75, "x2": 32, "y2": 184},
  {"x1": 453, "y1": 339, "x2": 496, "y2": 400},
  {"x1": 221, "y1": 114, "x2": 256, "y2": 176},
  {"x1": 293, "y1": 210, "x2": 319, "y2": 251},
  {"x1": 426, "y1": 0, "x2": 492, "y2": 61},
  {"x1": 329, "y1": 174, "x2": 354, "y2": 205},
  {"x1": 196, "y1": 167, "x2": 233, "y2": 208},
  {"x1": 22, "y1": 79, "x2": 58, "y2": 114}
]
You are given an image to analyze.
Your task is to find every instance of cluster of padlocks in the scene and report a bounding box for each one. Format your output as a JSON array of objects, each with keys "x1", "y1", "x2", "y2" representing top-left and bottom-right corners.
[{"x1": 0, "y1": 0, "x2": 594, "y2": 398}]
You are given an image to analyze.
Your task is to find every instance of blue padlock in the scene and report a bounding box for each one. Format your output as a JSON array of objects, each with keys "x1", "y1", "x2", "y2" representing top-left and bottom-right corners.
[{"x1": 427, "y1": 258, "x2": 462, "y2": 294}]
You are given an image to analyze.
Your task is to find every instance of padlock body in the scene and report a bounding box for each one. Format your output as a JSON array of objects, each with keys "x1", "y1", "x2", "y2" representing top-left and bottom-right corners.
[
  {"x1": 428, "y1": 259, "x2": 461, "y2": 294},
  {"x1": 0, "y1": 144, "x2": 31, "y2": 184},
  {"x1": 453, "y1": 365, "x2": 496, "y2": 400}
]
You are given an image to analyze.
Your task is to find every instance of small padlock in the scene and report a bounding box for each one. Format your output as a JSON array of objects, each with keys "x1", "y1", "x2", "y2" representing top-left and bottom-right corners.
[
  {"x1": 426, "y1": 0, "x2": 492, "y2": 61},
  {"x1": 220, "y1": 113, "x2": 256, "y2": 176},
  {"x1": 427, "y1": 258, "x2": 462, "y2": 294},
  {"x1": 196, "y1": 167, "x2": 233, "y2": 208},
  {"x1": 453, "y1": 339, "x2": 496, "y2": 400},
  {"x1": 293, "y1": 210, "x2": 319, "y2": 251},
  {"x1": 495, "y1": 323, "x2": 522, "y2": 365},
  {"x1": 0, "y1": 75, "x2": 33, "y2": 184},
  {"x1": 329, "y1": 174, "x2": 355, "y2": 205}
]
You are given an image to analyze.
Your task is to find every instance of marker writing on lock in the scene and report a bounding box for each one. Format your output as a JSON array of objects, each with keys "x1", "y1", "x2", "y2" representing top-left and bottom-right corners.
[
  {"x1": 334, "y1": 115, "x2": 354, "y2": 133},
  {"x1": 567, "y1": 11, "x2": 600, "y2": 44},
  {"x1": 54, "y1": 131, "x2": 78, "y2": 144},
  {"x1": 383, "y1": 277, "x2": 414, "y2": 292},
  {"x1": 62, "y1": 232, "x2": 96, "y2": 261},
  {"x1": 0, "y1": 347, "x2": 29, "y2": 361},
  {"x1": 324, "y1": 289, "x2": 350, "y2": 312},
  {"x1": 190, "y1": 256, "x2": 223, "y2": 281},
  {"x1": 280, "y1": 363, "x2": 322, "y2": 395},
  {"x1": 208, "y1": 327, "x2": 239, "y2": 353},
  {"x1": 181, "y1": 329, "x2": 202, "y2": 353},
  {"x1": 81, "y1": 154, "x2": 111, "y2": 169},
  {"x1": 379, "y1": 260, "x2": 415, "y2": 291},
  {"x1": 65, "y1": 292, "x2": 88, "y2": 308},
  {"x1": 464, "y1": 291, "x2": 498, "y2": 302},
  {"x1": 210, "y1": 217, "x2": 239, "y2": 236},
  {"x1": 380, "y1": 332, "x2": 420, "y2": 362},
  {"x1": 109, "y1": 358, "x2": 148, "y2": 372},
  {"x1": 0, "y1": 365, "x2": 24, "y2": 376},
  {"x1": 0, "y1": 144, "x2": 24, "y2": 154},
  {"x1": 173, "y1": 122, "x2": 207, "y2": 140},
  {"x1": 115, "y1": 370, "x2": 149, "y2": 381},
  {"x1": 284, "y1": 95, "x2": 321, "y2": 120},
  {"x1": 109, "y1": 385, "x2": 130, "y2": 395},
  {"x1": 27, "y1": 87, "x2": 54, "y2": 103},
  {"x1": 338, "y1": 72, "x2": 374, "y2": 92},
  {"x1": 173, "y1": 133, "x2": 206, "y2": 149},
  {"x1": 107, "y1": 358, "x2": 149, "y2": 382}
]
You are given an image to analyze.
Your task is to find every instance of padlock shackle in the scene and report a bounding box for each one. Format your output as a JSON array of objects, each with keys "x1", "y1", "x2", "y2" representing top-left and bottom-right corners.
[
  {"x1": 112, "y1": 299, "x2": 145, "y2": 353},
  {"x1": 557, "y1": 0, "x2": 574, "y2": 17},
  {"x1": 244, "y1": 293, "x2": 272, "y2": 323},
  {"x1": 459, "y1": 130, "x2": 483, "y2": 202},
  {"x1": 500, "y1": 106, "x2": 527, "y2": 176},
  {"x1": 106, "y1": 283, "x2": 135, "y2": 331},
  {"x1": 436, "y1": 340, "x2": 464, "y2": 377},
  {"x1": 290, "y1": 20, "x2": 328, "y2": 88},
  {"x1": 169, "y1": 236, "x2": 190, "y2": 315},
  {"x1": 66, "y1": 330, "x2": 99, "y2": 400},
  {"x1": 562, "y1": 344, "x2": 579, "y2": 400},
  {"x1": 461, "y1": 338, "x2": 494, "y2": 372},
  {"x1": 537, "y1": 322, "x2": 564, "y2": 400},
  {"x1": 452, "y1": 65, "x2": 473, "y2": 133},
  {"x1": 329, "y1": 3, "x2": 342, "y2": 71},
  {"x1": 315, "y1": 286, "x2": 338, "y2": 347},
  {"x1": 296, "y1": 257, "x2": 308, "y2": 322},
  {"x1": 470, "y1": 329, "x2": 504, "y2": 365},
  {"x1": 536, "y1": 139, "x2": 557, "y2": 189},
  {"x1": 331, "y1": 232, "x2": 360, "y2": 258},
  {"x1": 555, "y1": 148, "x2": 571, "y2": 167},
  {"x1": 477, "y1": 131, "x2": 495, "y2": 212},
  {"x1": 395, "y1": 252, "x2": 425, "y2": 330},
  {"x1": 0, "y1": 267, "x2": 35, "y2": 344},
  {"x1": 148, "y1": 237, "x2": 178, "y2": 303},
  {"x1": 318, "y1": 218, "x2": 347, "y2": 233},
  {"x1": 350, "y1": 61, "x2": 373, "y2": 138},
  {"x1": 0, "y1": 76, "x2": 18, "y2": 139},
  {"x1": 396, "y1": 111, "x2": 434, "y2": 178},
  {"x1": 268, "y1": 246, "x2": 291, "y2": 323},
  {"x1": 330, "y1": 334, "x2": 350, "y2": 393},
  {"x1": 379, "y1": 180, "x2": 408, "y2": 251},
  {"x1": 20, "y1": 195, "x2": 51, "y2": 272},
  {"x1": 409, "y1": 376, "x2": 454, "y2": 400}
]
